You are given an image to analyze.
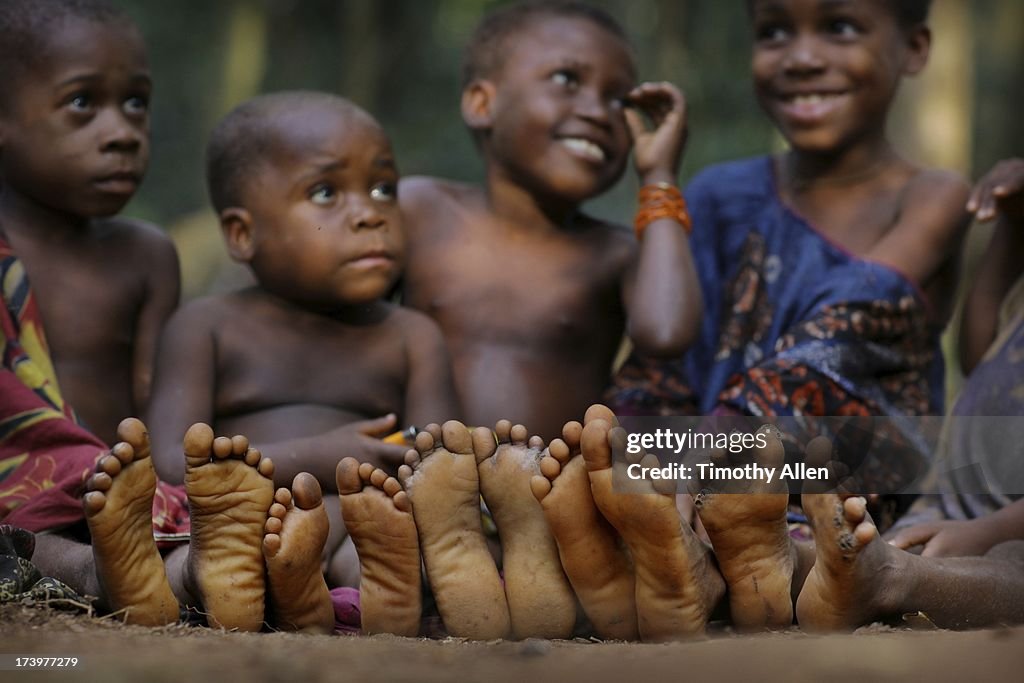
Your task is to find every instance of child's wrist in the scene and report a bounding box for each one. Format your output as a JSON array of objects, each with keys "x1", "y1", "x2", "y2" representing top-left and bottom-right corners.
[
  {"x1": 634, "y1": 182, "x2": 691, "y2": 240},
  {"x1": 639, "y1": 169, "x2": 677, "y2": 186}
]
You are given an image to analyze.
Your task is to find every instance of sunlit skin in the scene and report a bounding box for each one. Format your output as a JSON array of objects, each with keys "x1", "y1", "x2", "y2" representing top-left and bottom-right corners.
[
  {"x1": 750, "y1": 0, "x2": 968, "y2": 326},
  {"x1": 0, "y1": 17, "x2": 178, "y2": 444},
  {"x1": 402, "y1": 15, "x2": 701, "y2": 440}
]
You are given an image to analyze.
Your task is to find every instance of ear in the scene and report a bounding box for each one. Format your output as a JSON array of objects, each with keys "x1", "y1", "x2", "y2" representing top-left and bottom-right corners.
[
  {"x1": 461, "y1": 79, "x2": 497, "y2": 131},
  {"x1": 219, "y1": 207, "x2": 256, "y2": 262},
  {"x1": 902, "y1": 24, "x2": 931, "y2": 76}
]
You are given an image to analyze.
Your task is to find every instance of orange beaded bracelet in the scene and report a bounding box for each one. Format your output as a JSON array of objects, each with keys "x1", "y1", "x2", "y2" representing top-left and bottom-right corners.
[{"x1": 634, "y1": 182, "x2": 692, "y2": 239}]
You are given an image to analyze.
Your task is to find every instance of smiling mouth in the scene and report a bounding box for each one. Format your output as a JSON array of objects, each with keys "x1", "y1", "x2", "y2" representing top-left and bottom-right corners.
[
  {"x1": 559, "y1": 137, "x2": 607, "y2": 163},
  {"x1": 777, "y1": 92, "x2": 848, "y2": 123}
]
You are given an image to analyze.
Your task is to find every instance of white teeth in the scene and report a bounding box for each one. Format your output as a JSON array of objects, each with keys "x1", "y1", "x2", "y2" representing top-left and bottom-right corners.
[
  {"x1": 790, "y1": 93, "x2": 835, "y2": 105},
  {"x1": 561, "y1": 137, "x2": 605, "y2": 162}
]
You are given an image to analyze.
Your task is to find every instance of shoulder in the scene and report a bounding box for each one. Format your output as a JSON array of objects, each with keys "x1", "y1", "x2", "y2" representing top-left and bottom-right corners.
[
  {"x1": 387, "y1": 303, "x2": 445, "y2": 340},
  {"x1": 95, "y1": 217, "x2": 179, "y2": 273},
  {"x1": 400, "y1": 175, "x2": 480, "y2": 211},
  {"x1": 96, "y1": 217, "x2": 176, "y2": 255},
  {"x1": 898, "y1": 168, "x2": 971, "y2": 239},
  {"x1": 165, "y1": 293, "x2": 236, "y2": 331},
  {"x1": 902, "y1": 168, "x2": 971, "y2": 209}
]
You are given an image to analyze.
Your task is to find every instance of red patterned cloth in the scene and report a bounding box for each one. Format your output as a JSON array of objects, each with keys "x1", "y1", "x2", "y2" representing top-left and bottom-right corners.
[{"x1": 0, "y1": 235, "x2": 187, "y2": 538}]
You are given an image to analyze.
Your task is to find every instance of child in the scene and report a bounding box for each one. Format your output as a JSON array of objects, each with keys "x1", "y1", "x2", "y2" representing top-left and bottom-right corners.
[
  {"x1": 0, "y1": 0, "x2": 186, "y2": 540},
  {"x1": 0, "y1": 1, "x2": 327, "y2": 634},
  {"x1": 400, "y1": 0, "x2": 702, "y2": 442},
  {"x1": 888, "y1": 157, "x2": 1024, "y2": 558},
  {"x1": 147, "y1": 91, "x2": 460, "y2": 586},
  {"x1": 555, "y1": 0, "x2": 977, "y2": 639},
  {"x1": 612, "y1": 0, "x2": 969, "y2": 424},
  {"x1": 0, "y1": 0, "x2": 178, "y2": 447}
]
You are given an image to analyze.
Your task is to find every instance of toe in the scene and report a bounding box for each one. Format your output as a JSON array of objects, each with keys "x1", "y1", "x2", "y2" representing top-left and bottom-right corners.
[
  {"x1": 494, "y1": 420, "x2": 512, "y2": 443},
  {"x1": 441, "y1": 420, "x2": 474, "y2": 455},
  {"x1": 560, "y1": 421, "x2": 583, "y2": 451},
  {"x1": 183, "y1": 423, "x2": 215, "y2": 466},
  {"x1": 539, "y1": 454, "x2": 561, "y2": 480},
  {"x1": 414, "y1": 430, "x2": 436, "y2": 456},
  {"x1": 471, "y1": 426, "x2": 497, "y2": 462},
  {"x1": 336, "y1": 458, "x2": 363, "y2": 494},
  {"x1": 212, "y1": 436, "x2": 233, "y2": 459},
  {"x1": 530, "y1": 475, "x2": 552, "y2": 502},
  {"x1": 580, "y1": 419, "x2": 613, "y2": 472},
  {"x1": 231, "y1": 435, "x2": 250, "y2": 456},
  {"x1": 584, "y1": 404, "x2": 617, "y2": 427},
  {"x1": 291, "y1": 473, "x2": 322, "y2": 509}
]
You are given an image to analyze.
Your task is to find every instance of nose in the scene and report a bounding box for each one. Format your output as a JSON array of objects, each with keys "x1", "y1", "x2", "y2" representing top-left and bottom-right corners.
[
  {"x1": 574, "y1": 87, "x2": 613, "y2": 128},
  {"x1": 98, "y1": 107, "x2": 143, "y2": 153},
  {"x1": 782, "y1": 34, "x2": 827, "y2": 76},
  {"x1": 350, "y1": 196, "x2": 387, "y2": 231}
]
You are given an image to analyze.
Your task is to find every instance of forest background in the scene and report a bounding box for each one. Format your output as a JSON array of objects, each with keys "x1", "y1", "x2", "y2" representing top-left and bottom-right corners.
[{"x1": 117, "y1": 0, "x2": 1024, "y2": 395}]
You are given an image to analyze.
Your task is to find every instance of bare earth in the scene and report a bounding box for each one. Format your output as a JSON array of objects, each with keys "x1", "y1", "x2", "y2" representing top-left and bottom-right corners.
[{"x1": 2, "y1": 605, "x2": 1022, "y2": 682}]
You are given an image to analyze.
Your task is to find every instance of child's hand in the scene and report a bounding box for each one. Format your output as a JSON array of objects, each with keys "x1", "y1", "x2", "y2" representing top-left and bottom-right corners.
[
  {"x1": 967, "y1": 157, "x2": 1024, "y2": 222},
  {"x1": 330, "y1": 414, "x2": 409, "y2": 474},
  {"x1": 624, "y1": 81, "x2": 687, "y2": 185},
  {"x1": 888, "y1": 518, "x2": 1002, "y2": 558}
]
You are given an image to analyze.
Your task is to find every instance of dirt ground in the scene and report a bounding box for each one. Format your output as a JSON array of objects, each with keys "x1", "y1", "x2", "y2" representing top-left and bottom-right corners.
[{"x1": 2, "y1": 604, "x2": 1022, "y2": 683}]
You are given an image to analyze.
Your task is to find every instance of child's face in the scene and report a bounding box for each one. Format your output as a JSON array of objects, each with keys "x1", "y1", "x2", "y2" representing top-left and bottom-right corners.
[
  {"x1": 479, "y1": 16, "x2": 635, "y2": 203},
  {"x1": 239, "y1": 106, "x2": 404, "y2": 309},
  {"x1": 0, "y1": 18, "x2": 151, "y2": 218},
  {"x1": 750, "y1": 0, "x2": 927, "y2": 153}
]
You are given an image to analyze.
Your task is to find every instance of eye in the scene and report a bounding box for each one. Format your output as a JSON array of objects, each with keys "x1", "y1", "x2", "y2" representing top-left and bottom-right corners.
[
  {"x1": 67, "y1": 93, "x2": 92, "y2": 112},
  {"x1": 827, "y1": 18, "x2": 861, "y2": 38},
  {"x1": 370, "y1": 182, "x2": 397, "y2": 203},
  {"x1": 755, "y1": 23, "x2": 790, "y2": 43},
  {"x1": 124, "y1": 95, "x2": 149, "y2": 116},
  {"x1": 551, "y1": 69, "x2": 580, "y2": 91},
  {"x1": 309, "y1": 183, "x2": 336, "y2": 205}
]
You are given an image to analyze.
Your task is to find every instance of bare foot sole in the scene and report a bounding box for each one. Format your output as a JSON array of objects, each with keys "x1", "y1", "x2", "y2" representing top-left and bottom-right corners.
[
  {"x1": 531, "y1": 416, "x2": 637, "y2": 640},
  {"x1": 475, "y1": 420, "x2": 575, "y2": 639},
  {"x1": 398, "y1": 422, "x2": 510, "y2": 639},
  {"x1": 184, "y1": 425, "x2": 274, "y2": 631},
  {"x1": 83, "y1": 418, "x2": 178, "y2": 626},
  {"x1": 693, "y1": 425, "x2": 794, "y2": 630},
  {"x1": 263, "y1": 473, "x2": 334, "y2": 633},
  {"x1": 581, "y1": 413, "x2": 724, "y2": 641},
  {"x1": 796, "y1": 491, "x2": 894, "y2": 632},
  {"x1": 338, "y1": 458, "x2": 422, "y2": 637}
]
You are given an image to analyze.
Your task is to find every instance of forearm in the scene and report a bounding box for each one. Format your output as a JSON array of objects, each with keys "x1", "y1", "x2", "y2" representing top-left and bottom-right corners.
[
  {"x1": 960, "y1": 216, "x2": 1024, "y2": 372},
  {"x1": 626, "y1": 172, "x2": 702, "y2": 356}
]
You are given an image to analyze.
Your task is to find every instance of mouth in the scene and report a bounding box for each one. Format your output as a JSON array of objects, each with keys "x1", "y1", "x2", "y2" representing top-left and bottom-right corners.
[
  {"x1": 558, "y1": 137, "x2": 607, "y2": 164},
  {"x1": 93, "y1": 171, "x2": 141, "y2": 195},
  {"x1": 346, "y1": 249, "x2": 396, "y2": 269},
  {"x1": 776, "y1": 91, "x2": 849, "y2": 124}
]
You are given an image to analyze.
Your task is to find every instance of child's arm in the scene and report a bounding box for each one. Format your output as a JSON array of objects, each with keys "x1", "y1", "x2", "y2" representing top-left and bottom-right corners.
[
  {"x1": 129, "y1": 224, "x2": 180, "y2": 413},
  {"x1": 147, "y1": 301, "x2": 217, "y2": 484},
  {"x1": 862, "y1": 169, "x2": 970, "y2": 319},
  {"x1": 889, "y1": 498, "x2": 1024, "y2": 557},
  {"x1": 401, "y1": 310, "x2": 461, "y2": 428},
  {"x1": 620, "y1": 82, "x2": 702, "y2": 356},
  {"x1": 959, "y1": 158, "x2": 1024, "y2": 374}
]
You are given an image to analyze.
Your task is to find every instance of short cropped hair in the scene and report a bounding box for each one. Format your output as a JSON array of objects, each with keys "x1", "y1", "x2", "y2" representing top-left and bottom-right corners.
[
  {"x1": 745, "y1": 0, "x2": 932, "y2": 29},
  {"x1": 890, "y1": 0, "x2": 933, "y2": 28},
  {"x1": 0, "y1": 0, "x2": 131, "y2": 111},
  {"x1": 461, "y1": 0, "x2": 631, "y2": 88},
  {"x1": 205, "y1": 91, "x2": 363, "y2": 213}
]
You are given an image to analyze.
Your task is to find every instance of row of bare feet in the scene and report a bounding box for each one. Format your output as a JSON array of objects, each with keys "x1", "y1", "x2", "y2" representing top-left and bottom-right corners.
[
  {"x1": 336, "y1": 406, "x2": 886, "y2": 641},
  {"x1": 84, "y1": 419, "x2": 333, "y2": 632},
  {"x1": 83, "y1": 408, "x2": 887, "y2": 639}
]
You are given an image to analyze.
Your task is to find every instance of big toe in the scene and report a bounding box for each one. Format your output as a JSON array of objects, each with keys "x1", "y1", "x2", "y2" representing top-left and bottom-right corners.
[{"x1": 291, "y1": 473, "x2": 323, "y2": 509}]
